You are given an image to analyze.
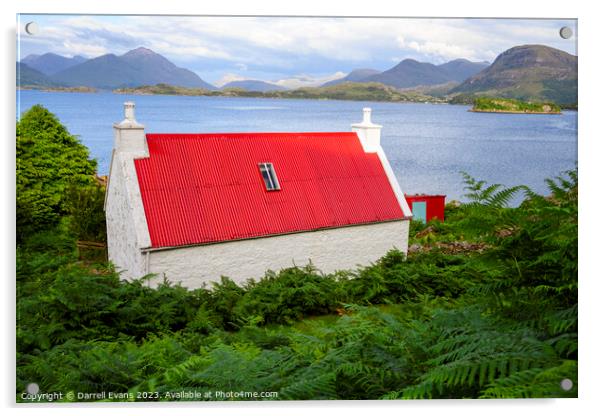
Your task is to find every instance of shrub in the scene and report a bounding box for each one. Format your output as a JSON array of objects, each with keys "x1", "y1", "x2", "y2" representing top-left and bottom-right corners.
[
  {"x1": 17, "y1": 105, "x2": 97, "y2": 242},
  {"x1": 233, "y1": 265, "x2": 340, "y2": 325}
]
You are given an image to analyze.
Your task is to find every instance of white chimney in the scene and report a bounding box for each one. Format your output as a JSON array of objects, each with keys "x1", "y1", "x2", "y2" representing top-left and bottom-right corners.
[
  {"x1": 113, "y1": 101, "x2": 148, "y2": 157},
  {"x1": 351, "y1": 107, "x2": 382, "y2": 153},
  {"x1": 124, "y1": 101, "x2": 136, "y2": 122}
]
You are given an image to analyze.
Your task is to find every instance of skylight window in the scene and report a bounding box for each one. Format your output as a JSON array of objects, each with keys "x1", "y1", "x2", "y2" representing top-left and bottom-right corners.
[{"x1": 258, "y1": 162, "x2": 280, "y2": 191}]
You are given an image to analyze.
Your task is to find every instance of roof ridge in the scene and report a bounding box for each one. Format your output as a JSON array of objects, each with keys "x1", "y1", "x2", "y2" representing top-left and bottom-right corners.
[{"x1": 145, "y1": 131, "x2": 357, "y2": 138}]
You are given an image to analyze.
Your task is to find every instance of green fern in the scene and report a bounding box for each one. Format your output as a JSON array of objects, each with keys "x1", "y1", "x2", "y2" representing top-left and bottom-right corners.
[
  {"x1": 480, "y1": 360, "x2": 577, "y2": 398},
  {"x1": 402, "y1": 308, "x2": 561, "y2": 399},
  {"x1": 460, "y1": 171, "x2": 526, "y2": 208}
]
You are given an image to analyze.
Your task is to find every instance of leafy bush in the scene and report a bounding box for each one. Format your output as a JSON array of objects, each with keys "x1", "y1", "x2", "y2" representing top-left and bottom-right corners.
[
  {"x1": 65, "y1": 183, "x2": 107, "y2": 242},
  {"x1": 233, "y1": 265, "x2": 340, "y2": 325},
  {"x1": 341, "y1": 250, "x2": 470, "y2": 304},
  {"x1": 17, "y1": 105, "x2": 97, "y2": 241}
]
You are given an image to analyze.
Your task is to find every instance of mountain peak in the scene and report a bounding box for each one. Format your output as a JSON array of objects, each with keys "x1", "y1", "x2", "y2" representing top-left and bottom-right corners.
[
  {"x1": 21, "y1": 53, "x2": 40, "y2": 61},
  {"x1": 122, "y1": 47, "x2": 158, "y2": 57},
  {"x1": 481, "y1": 44, "x2": 576, "y2": 74},
  {"x1": 50, "y1": 47, "x2": 216, "y2": 90},
  {"x1": 452, "y1": 44, "x2": 577, "y2": 105},
  {"x1": 20, "y1": 52, "x2": 90, "y2": 76}
]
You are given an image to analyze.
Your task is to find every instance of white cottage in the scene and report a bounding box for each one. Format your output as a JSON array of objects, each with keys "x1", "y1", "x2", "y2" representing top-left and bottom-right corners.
[{"x1": 105, "y1": 102, "x2": 412, "y2": 288}]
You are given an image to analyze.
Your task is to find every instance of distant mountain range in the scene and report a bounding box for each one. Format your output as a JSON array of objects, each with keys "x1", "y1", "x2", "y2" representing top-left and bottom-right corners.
[
  {"x1": 51, "y1": 47, "x2": 216, "y2": 90},
  {"x1": 452, "y1": 45, "x2": 577, "y2": 105},
  {"x1": 221, "y1": 80, "x2": 286, "y2": 92},
  {"x1": 437, "y1": 59, "x2": 491, "y2": 82},
  {"x1": 21, "y1": 53, "x2": 87, "y2": 75},
  {"x1": 323, "y1": 59, "x2": 488, "y2": 89},
  {"x1": 365, "y1": 59, "x2": 488, "y2": 89},
  {"x1": 18, "y1": 44, "x2": 577, "y2": 105},
  {"x1": 17, "y1": 62, "x2": 58, "y2": 87},
  {"x1": 19, "y1": 47, "x2": 215, "y2": 90},
  {"x1": 16, "y1": 48, "x2": 489, "y2": 92}
]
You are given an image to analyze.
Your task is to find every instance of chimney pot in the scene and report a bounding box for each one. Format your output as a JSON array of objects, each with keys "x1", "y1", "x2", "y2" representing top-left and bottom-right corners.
[
  {"x1": 124, "y1": 101, "x2": 136, "y2": 122},
  {"x1": 363, "y1": 107, "x2": 372, "y2": 124},
  {"x1": 351, "y1": 107, "x2": 382, "y2": 153},
  {"x1": 113, "y1": 101, "x2": 148, "y2": 157}
]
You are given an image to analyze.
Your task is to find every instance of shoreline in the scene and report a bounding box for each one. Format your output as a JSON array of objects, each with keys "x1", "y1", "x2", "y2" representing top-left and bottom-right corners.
[
  {"x1": 18, "y1": 88, "x2": 577, "y2": 111},
  {"x1": 18, "y1": 86, "x2": 98, "y2": 93},
  {"x1": 114, "y1": 91, "x2": 450, "y2": 105},
  {"x1": 469, "y1": 109, "x2": 562, "y2": 115},
  {"x1": 112, "y1": 89, "x2": 446, "y2": 105},
  {"x1": 18, "y1": 87, "x2": 463, "y2": 107}
]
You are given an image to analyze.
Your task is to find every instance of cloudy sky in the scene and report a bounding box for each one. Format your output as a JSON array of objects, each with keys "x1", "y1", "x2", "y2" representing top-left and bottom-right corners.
[{"x1": 17, "y1": 15, "x2": 577, "y2": 87}]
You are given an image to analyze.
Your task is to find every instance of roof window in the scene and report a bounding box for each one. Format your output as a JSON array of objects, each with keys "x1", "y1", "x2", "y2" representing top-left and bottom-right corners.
[{"x1": 258, "y1": 163, "x2": 280, "y2": 191}]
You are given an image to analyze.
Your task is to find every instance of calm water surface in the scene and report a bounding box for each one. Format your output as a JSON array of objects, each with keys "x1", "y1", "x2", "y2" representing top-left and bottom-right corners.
[{"x1": 17, "y1": 90, "x2": 577, "y2": 202}]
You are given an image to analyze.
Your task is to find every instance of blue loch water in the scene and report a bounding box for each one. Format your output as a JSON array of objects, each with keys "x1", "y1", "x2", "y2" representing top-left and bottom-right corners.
[{"x1": 17, "y1": 90, "x2": 577, "y2": 203}]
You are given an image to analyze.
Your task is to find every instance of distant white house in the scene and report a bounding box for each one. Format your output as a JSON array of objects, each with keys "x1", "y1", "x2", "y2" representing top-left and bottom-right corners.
[{"x1": 104, "y1": 102, "x2": 412, "y2": 288}]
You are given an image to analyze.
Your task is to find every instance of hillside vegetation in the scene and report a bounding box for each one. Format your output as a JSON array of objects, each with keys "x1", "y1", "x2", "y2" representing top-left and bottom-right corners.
[
  {"x1": 16, "y1": 106, "x2": 577, "y2": 401},
  {"x1": 115, "y1": 82, "x2": 444, "y2": 103},
  {"x1": 452, "y1": 45, "x2": 577, "y2": 105}
]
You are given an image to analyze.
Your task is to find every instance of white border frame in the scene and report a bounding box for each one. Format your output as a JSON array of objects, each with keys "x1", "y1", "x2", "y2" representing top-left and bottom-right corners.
[{"x1": 4, "y1": 2, "x2": 599, "y2": 416}]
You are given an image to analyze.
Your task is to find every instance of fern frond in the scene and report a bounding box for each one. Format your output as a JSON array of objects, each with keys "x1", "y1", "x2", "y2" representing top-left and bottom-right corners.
[
  {"x1": 480, "y1": 360, "x2": 577, "y2": 398},
  {"x1": 485, "y1": 185, "x2": 526, "y2": 208},
  {"x1": 279, "y1": 372, "x2": 336, "y2": 400}
]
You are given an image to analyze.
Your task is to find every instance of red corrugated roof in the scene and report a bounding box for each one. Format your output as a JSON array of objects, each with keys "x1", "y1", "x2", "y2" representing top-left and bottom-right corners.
[{"x1": 134, "y1": 132, "x2": 405, "y2": 248}]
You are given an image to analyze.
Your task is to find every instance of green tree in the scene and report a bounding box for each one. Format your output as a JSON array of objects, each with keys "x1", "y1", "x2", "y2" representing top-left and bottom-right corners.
[{"x1": 16, "y1": 105, "x2": 97, "y2": 241}]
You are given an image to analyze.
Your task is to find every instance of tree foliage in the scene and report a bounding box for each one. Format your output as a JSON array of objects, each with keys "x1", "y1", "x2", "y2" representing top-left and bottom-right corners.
[{"x1": 17, "y1": 105, "x2": 97, "y2": 241}]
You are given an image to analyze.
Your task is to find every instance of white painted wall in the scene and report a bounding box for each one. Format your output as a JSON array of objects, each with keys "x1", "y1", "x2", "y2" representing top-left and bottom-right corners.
[
  {"x1": 106, "y1": 151, "x2": 148, "y2": 279},
  {"x1": 376, "y1": 146, "x2": 413, "y2": 218},
  {"x1": 105, "y1": 102, "x2": 152, "y2": 280},
  {"x1": 145, "y1": 220, "x2": 410, "y2": 289},
  {"x1": 352, "y1": 108, "x2": 413, "y2": 218}
]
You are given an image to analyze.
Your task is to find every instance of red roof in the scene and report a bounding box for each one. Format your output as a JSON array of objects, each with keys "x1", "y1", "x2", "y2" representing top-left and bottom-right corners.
[{"x1": 134, "y1": 132, "x2": 405, "y2": 248}]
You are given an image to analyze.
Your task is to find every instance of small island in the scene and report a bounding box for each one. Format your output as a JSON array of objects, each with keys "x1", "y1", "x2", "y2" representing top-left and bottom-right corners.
[{"x1": 470, "y1": 97, "x2": 561, "y2": 114}]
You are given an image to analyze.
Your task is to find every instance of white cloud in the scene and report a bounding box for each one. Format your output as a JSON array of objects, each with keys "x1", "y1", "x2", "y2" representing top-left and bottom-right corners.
[
  {"x1": 393, "y1": 21, "x2": 494, "y2": 62},
  {"x1": 397, "y1": 36, "x2": 482, "y2": 62},
  {"x1": 392, "y1": 18, "x2": 575, "y2": 63},
  {"x1": 18, "y1": 15, "x2": 576, "y2": 81},
  {"x1": 60, "y1": 41, "x2": 109, "y2": 58}
]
